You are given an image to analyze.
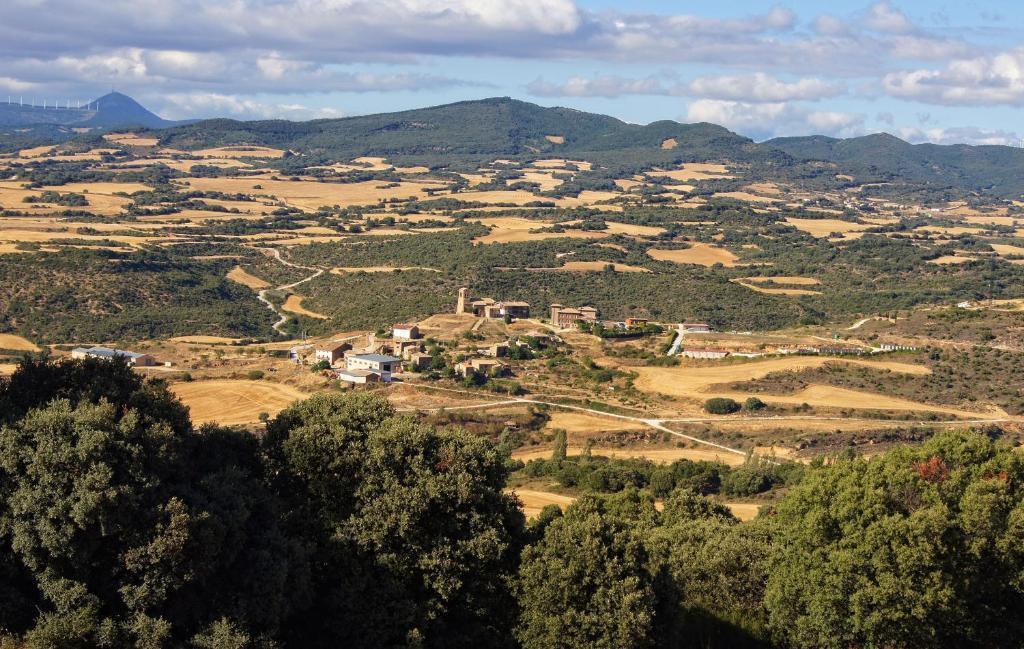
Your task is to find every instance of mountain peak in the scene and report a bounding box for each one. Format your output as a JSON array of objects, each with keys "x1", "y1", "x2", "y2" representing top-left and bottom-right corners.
[{"x1": 84, "y1": 92, "x2": 173, "y2": 128}]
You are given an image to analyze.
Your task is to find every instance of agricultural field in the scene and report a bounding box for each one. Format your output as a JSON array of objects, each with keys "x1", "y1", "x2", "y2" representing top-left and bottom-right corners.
[{"x1": 1, "y1": 114, "x2": 1023, "y2": 486}]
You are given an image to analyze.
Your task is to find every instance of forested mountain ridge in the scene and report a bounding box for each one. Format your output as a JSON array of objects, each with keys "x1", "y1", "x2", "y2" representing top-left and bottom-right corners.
[
  {"x1": 144, "y1": 96, "x2": 1024, "y2": 198},
  {"x1": 155, "y1": 96, "x2": 766, "y2": 167},
  {"x1": 766, "y1": 132, "x2": 1024, "y2": 198}
]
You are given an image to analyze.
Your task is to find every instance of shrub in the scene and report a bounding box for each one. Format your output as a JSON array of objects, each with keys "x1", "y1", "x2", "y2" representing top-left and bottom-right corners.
[{"x1": 704, "y1": 397, "x2": 741, "y2": 415}]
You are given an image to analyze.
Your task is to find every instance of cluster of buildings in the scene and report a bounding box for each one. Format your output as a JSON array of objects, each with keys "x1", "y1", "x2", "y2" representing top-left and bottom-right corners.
[
  {"x1": 549, "y1": 303, "x2": 599, "y2": 329},
  {"x1": 457, "y1": 288, "x2": 530, "y2": 319},
  {"x1": 314, "y1": 324, "x2": 435, "y2": 385}
]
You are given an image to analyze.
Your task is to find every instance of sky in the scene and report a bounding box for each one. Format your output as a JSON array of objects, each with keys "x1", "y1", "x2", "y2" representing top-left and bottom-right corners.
[{"x1": 2, "y1": 0, "x2": 1024, "y2": 144}]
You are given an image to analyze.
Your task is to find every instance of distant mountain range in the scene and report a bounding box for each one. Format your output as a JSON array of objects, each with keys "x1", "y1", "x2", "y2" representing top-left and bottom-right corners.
[
  {"x1": 0, "y1": 92, "x2": 180, "y2": 130},
  {"x1": 5, "y1": 93, "x2": 1024, "y2": 199}
]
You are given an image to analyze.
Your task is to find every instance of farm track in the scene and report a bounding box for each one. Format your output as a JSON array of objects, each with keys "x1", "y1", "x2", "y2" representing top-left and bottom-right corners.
[
  {"x1": 400, "y1": 383, "x2": 1023, "y2": 463},
  {"x1": 251, "y1": 246, "x2": 326, "y2": 334}
]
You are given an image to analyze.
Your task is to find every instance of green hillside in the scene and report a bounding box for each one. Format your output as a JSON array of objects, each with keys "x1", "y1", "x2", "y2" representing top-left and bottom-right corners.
[
  {"x1": 766, "y1": 132, "x2": 1024, "y2": 198},
  {"x1": 153, "y1": 97, "x2": 765, "y2": 167}
]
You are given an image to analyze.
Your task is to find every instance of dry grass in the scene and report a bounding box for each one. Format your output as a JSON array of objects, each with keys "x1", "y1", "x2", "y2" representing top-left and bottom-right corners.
[
  {"x1": 648, "y1": 163, "x2": 731, "y2": 182},
  {"x1": 171, "y1": 379, "x2": 308, "y2": 425},
  {"x1": 545, "y1": 411, "x2": 647, "y2": 434},
  {"x1": 104, "y1": 133, "x2": 159, "y2": 147},
  {"x1": 660, "y1": 138, "x2": 678, "y2": 149},
  {"x1": 512, "y1": 444, "x2": 747, "y2": 467},
  {"x1": 631, "y1": 356, "x2": 1001, "y2": 418},
  {"x1": 183, "y1": 177, "x2": 445, "y2": 210},
  {"x1": 545, "y1": 135, "x2": 565, "y2": 144},
  {"x1": 714, "y1": 191, "x2": 776, "y2": 203},
  {"x1": 507, "y1": 489, "x2": 576, "y2": 519},
  {"x1": 168, "y1": 336, "x2": 241, "y2": 344},
  {"x1": 725, "y1": 503, "x2": 761, "y2": 521},
  {"x1": 191, "y1": 146, "x2": 286, "y2": 159},
  {"x1": 545, "y1": 260, "x2": 651, "y2": 273},
  {"x1": 0, "y1": 334, "x2": 40, "y2": 351},
  {"x1": 530, "y1": 159, "x2": 593, "y2": 171},
  {"x1": 928, "y1": 255, "x2": 976, "y2": 265},
  {"x1": 330, "y1": 266, "x2": 440, "y2": 274},
  {"x1": 471, "y1": 217, "x2": 609, "y2": 244},
  {"x1": 742, "y1": 276, "x2": 820, "y2": 285},
  {"x1": 991, "y1": 243, "x2": 1024, "y2": 257},
  {"x1": 0, "y1": 363, "x2": 19, "y2": 376},
  {"x1": 732, "y1": 277, "x2": 821, "y2": 296},
  {"x1": 786, "y1": 217, "x2": 872, "y2": 238},
  {"x1": 226, "y1": 266, "x2": 270, "y2": 290},
  {"x1": 282, "y1": 295, "x2": 328, "y2": 319},
  {"x1": 647, "y1": 243, "x2": 739, "y2": 267}
]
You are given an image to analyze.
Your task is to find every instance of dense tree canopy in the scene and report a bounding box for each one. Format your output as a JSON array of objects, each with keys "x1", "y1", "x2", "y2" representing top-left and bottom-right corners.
[{"x1": 1, "y1": 358, "x2": 1023, "y2": 648}]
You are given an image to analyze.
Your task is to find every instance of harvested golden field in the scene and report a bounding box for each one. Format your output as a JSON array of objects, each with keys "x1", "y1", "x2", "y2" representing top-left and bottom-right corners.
[
  {"x1": 546, "y1": 260, "x2": 651, "y2": 273},
  {"x1": 0, "y1": 364, "x2": 19, "y2": 376},
  {"x1": 507, "y1": 489, "x2": 576, "y2": 519},
  {"x1": 520, "y1": 170, "x2": 564, "y2": 191},
  {"x1": 226, "y1": 266, "x2": 270, "y2": 290},
  {"x1": 733, "y1": 281, "x2": 821, "y2": 296},
  {"x1": 714, "y1": 191, "x2": 776, "y2": 203},
  {"x1": 171, "y1": 380, "x2": 309, "y2": 426},
  {"x1": 914, "y1": 226, "x2": 985, "y2": 237},
  {"x1": 725, "y1": 503, "x2": 760, "y2": 521},
  {"x1": 733, "y1": 277, "x2": 821, "y2": 296},
  {"x1": 647, "y1": 243, "x2": 739, "y2": 267},
  {"x1": 648, "y1": 163, "x2": 731, "y2": 182},
  {"x1": 614, "y1": 178, "x2": 643, "y2": 191},
  {"x1": 928, "y1": 255, "x2": 976, "y2": 265},
  {"x1": 544, "y1": 411, "x2": 647, "y2": 434},
  {"x1": 282, "y1": 295, "x2": 328, "y2": 319},
  {"x1": 632, "y1": 357, "x2": 1000, "y2": 418},
  {"x1": 168, "y1": 336, "x2": 241, "y2": 344},
  {"x1": 599, "y1": 221, "x2": 665, "y2": 237},
  {"x1": 991, "y1": 243, "x2": 1024, "y2": 257},
  {"x1": 472, "y1": 217, "x2": 608, "y2": 244},
  {"x1": 183, "y1": 177, "x2": 445, "y2": 210},
  {"x1": 0, "y1": 334, "x2": 40, "y2": 351},
  {"x1": 104, "y1": 133, "x2": 159, "y2": 146},
  {"x1": 741, "y1": 276, "x2": 820, "y2": 285},
  {"x1": 962, "y1": 215, "x2": 1017, "y2": 226},
  {"x1": 786, "y1": 217, "x2": 872, "y2": 238},
  {"x1": 330, "y1": 266, "x2": 440, "y2": 274},
  {"x1": 531, "y1": 159, "x2": 593, "y2": 170},
  {"x1": 191, "y1": 146, "x2": 286, "y2": 159},
  {"x1": 512, "y1": 444, "x2": 747, "y2": 467}
]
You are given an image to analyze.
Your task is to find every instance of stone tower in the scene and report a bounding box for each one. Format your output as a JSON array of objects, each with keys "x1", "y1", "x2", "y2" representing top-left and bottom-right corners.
[{"x1": 456, "y1": 287, "x2": 469, "y2": 314}]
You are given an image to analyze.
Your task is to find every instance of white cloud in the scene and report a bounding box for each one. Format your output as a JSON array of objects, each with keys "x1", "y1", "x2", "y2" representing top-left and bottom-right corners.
[
  {"x1": 864, "y1": 1, "x2": 914, "y2": 34},
  {"x1": 686, "y1": 99, "x2": 864, "y2": 139},
  {"x1": 883, "y1": 47, "x2": 1024, "y2": 105},
  {"x1": 895, "y1": 125, "x2": 1020, "y2": 146},
  {"x1": 527, "y1": 75, "x2": 667, "y2": 98},
  {"x1": 528, "y1": 72, "x2": 842, "y2": 103},
  {"x1": 686, "y1": 73, "x2": 843, "y2": 102},
  {"x1": 158, "y1": 92, "x2": 345, "y2": 120}
]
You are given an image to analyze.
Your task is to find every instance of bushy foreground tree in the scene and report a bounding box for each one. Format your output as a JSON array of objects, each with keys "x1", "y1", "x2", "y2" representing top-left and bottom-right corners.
[
  {"x1": 765, "y1": 430, "x2": 1024, "y2": 649},
  {"x1": 3, "y1": 357, "x2": 1024, "y2": 648}
]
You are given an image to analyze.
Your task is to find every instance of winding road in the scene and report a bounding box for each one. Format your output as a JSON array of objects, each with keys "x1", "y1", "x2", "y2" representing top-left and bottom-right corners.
[{"x1": 252, "y1": 247, "x2": 326, "y2": 334}]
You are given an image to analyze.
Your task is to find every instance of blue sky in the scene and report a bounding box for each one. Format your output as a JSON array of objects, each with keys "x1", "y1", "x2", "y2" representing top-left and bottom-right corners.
[{"x1": 2, "y1": 0, "x2": 1023, "y2": 144}]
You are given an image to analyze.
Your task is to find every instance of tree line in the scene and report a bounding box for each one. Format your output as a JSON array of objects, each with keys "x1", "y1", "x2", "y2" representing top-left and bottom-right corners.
[{"x1": 1, "y1": 357, "x2": 1022, "y2": 648}]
